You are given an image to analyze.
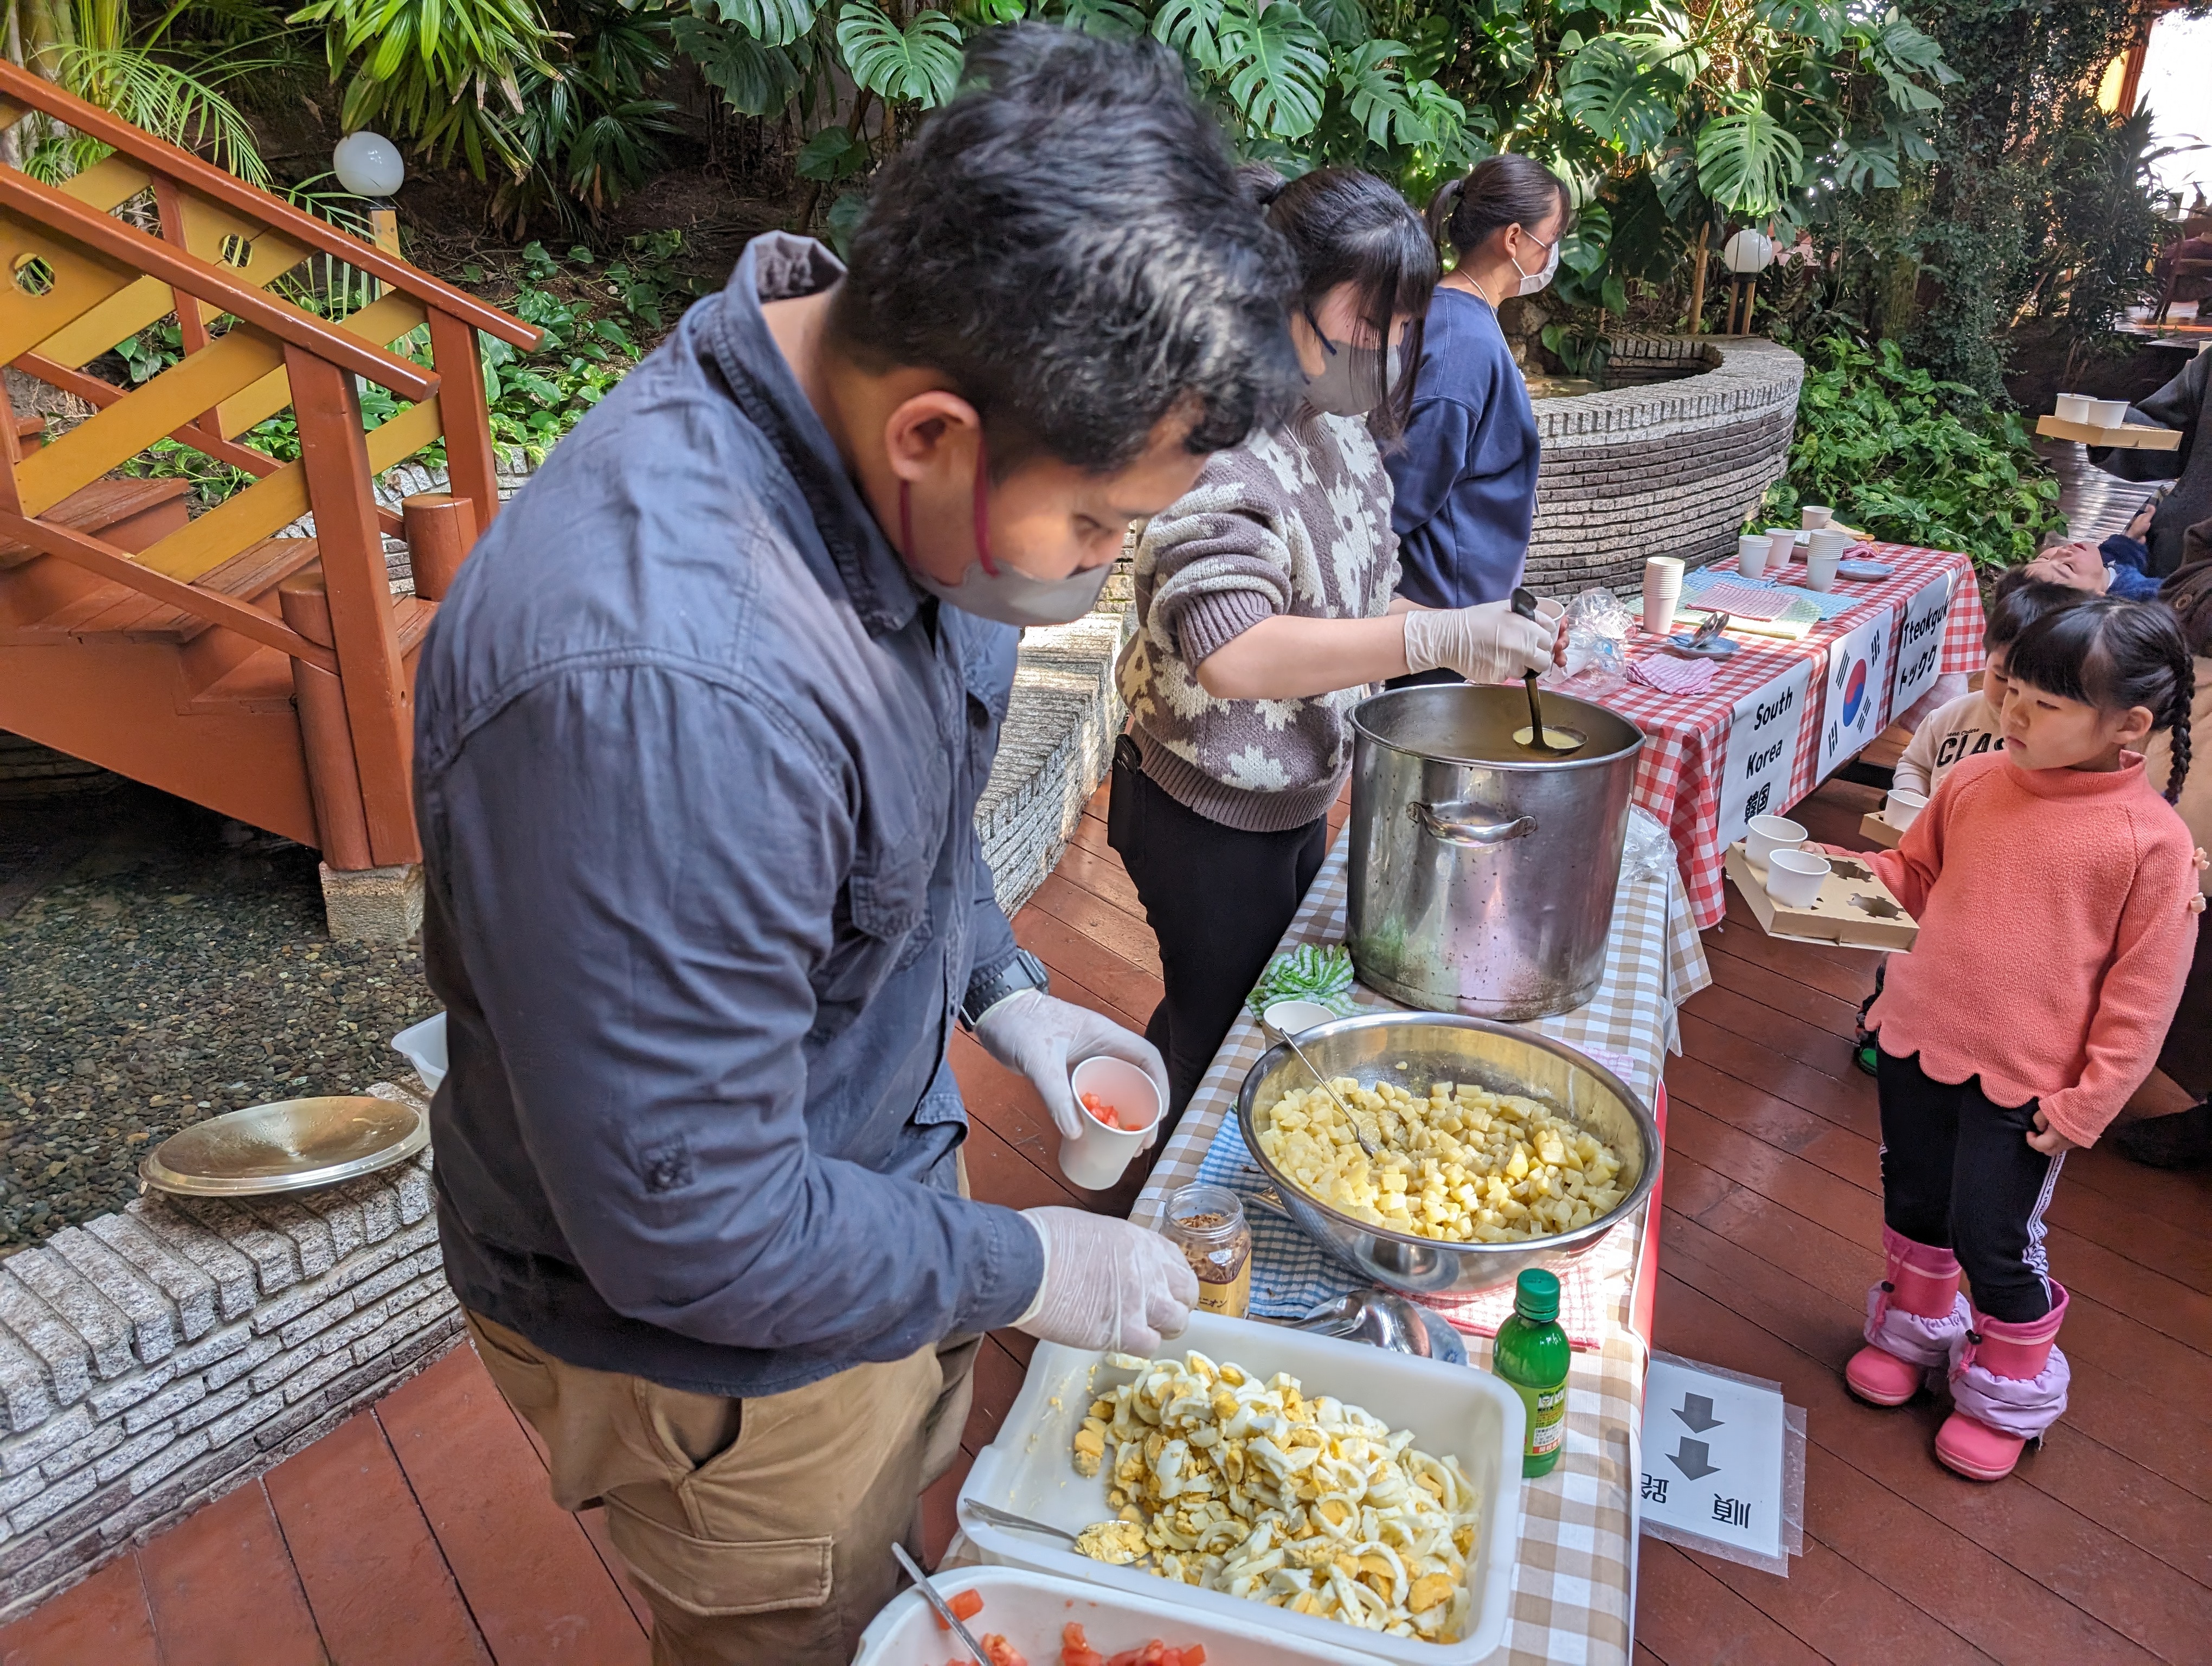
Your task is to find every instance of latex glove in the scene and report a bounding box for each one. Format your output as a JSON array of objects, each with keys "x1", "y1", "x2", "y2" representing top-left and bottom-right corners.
[
  {"x1": 1015, "y1": 1207, "x2": 1198, "y2": 1354},
  {"x1": 972, "y1": 988, "x2": 1170, "y2": 1144},
  {"x1": 1402, "y1": 599, "x2": 1558, "y2": 683}
]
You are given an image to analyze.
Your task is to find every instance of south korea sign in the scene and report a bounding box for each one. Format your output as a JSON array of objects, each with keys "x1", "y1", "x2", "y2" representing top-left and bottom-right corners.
[{"x1": 1715, "y1": 658, "x2": 1815, "y2": 849}]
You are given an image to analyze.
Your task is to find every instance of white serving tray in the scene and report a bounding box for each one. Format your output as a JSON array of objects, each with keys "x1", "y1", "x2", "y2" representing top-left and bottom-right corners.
[
  {"x1": 955, "y1": 1311, "x2": 1525, "y2": 1665},
  {"x1": 853, "y1": 1565, "x2": 1366, "y2": 1665}
]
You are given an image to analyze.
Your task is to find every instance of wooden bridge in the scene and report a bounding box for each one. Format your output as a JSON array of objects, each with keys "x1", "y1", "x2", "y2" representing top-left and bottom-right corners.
[{"x1": 0, "y1": 63, "x2": 538, "y2": 892}]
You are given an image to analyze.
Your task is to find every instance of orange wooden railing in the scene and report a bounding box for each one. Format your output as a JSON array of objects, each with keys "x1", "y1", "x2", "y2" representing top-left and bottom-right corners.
[{"x1": 0, "y1": 61, "x2": 539, "y2": 870}]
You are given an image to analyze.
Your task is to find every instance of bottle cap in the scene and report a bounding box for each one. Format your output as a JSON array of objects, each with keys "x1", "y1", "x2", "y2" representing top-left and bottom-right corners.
[{"x1": 1514, "y1": 1268, "x2": 1561, "y2": 1323}]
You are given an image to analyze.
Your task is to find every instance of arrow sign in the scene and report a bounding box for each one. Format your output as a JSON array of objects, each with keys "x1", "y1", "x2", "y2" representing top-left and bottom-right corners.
[
  {"x1": 1667, "y1": 1437, "x2": 1719, "y2": 1480},
  {"x1": 1676, "y1": 1393, "x2": 1724, "y2": 1433}
]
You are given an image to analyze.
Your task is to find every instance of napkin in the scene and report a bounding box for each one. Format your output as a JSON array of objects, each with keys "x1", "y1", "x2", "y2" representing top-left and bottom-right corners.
[{"x1": 1631, "y1": 653, "x2": 1717, "y2": 695}]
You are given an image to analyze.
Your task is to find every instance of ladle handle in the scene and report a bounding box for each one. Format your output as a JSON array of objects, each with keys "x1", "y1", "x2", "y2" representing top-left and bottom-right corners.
[{"x1": 1508, "y1": 587, "x2": 1555, "y2": 751}]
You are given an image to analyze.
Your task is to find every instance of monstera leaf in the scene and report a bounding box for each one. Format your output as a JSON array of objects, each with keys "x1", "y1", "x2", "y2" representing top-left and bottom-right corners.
[
  {"x1": 1049, "y1": 0, "x2": 1146, "y2": 38},
  {"x1": 674, "y1": 16, "x2": 808, "y2": 114},
  {"x1": 1154, "y1": 0, "x2": 1228, "y2": 73},
  {"x1": 836, "y1": 1, "x2": 963, "y2": 106},
  {"x1": 1337, "y1": 40, "x2": 1428, "y2": 149},
  {"x1": 1217, "y1": 0, "x2": 1330, "y2": 140},
  {"x1": 691, "y1": 0, "x2": 821, "y2": 48},
  {"x1": 1562, "y1": 36, "x2": 1679, "y2": 158},
  {"x1": 1694, "y1": 93, "x2": 1804, "y2": 215},
  {"x1": 795, "y1": 124, "x2": 871, "y2": 181},
  {"x1": 1297, "y1": 0, "x2": 1366, "y2": 48}
]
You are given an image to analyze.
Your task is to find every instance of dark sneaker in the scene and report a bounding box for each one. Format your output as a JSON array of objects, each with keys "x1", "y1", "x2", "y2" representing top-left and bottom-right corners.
[
  {"x1": 2115, "y1": 1103, "x2": 2212, "y2": 1170},
  {"x1": 1855, "y1": 1040, "x2": 1878, "y2": 1077}
]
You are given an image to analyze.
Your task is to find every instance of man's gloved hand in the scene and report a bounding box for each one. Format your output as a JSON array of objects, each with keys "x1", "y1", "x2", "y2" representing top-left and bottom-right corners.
[
  {"x1": 1402, "y1": 598, "x2": 1558, "y2": 683},
  {"x1": 972, "y1": 989, "x2": 1170, "y2": 1144},
  {"x1": 1016, "y1": 1207, "x2": 1198, "y2": 1354}
]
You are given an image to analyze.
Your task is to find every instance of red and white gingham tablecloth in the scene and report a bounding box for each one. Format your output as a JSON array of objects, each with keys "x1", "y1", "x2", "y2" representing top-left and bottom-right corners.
[{"x1": 1573, "y1": 542, "x2": 1984, "y2": 929}]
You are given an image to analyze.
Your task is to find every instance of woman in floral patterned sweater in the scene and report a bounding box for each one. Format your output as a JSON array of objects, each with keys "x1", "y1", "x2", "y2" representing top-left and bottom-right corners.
[{"x1": 1112, "y1": 166, "x2": 1559, "y2": 1117}]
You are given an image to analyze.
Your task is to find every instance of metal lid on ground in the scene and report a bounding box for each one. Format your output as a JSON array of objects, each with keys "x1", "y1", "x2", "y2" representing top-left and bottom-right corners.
[{"x1": 139, "y1": 1096, "x2": 427, "y2": 1197}]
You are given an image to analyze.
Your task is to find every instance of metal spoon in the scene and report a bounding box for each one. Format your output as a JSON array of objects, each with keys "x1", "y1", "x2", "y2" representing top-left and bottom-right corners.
[
  {"x1": 960, "y1": 1500, "x2": 1082, "y2": 1546},
  {"x1": 891, "y1": 1541, "x2": 990, "y2": 1665},
  {"x1": 1258, "y1": 1015, "x2": 1380, "y2": 1158},
  {"x1": 1294, "y1": 1290, "x2": 1469, "y2": 1367},
  {"x1": 1509, "y1": 587, "x2": 1586, "y2": 754}
]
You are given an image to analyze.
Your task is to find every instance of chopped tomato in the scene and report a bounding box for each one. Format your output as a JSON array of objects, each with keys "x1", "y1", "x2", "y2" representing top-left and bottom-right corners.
[
  {"x1": 933, "y1": 1588, "x2": 985, "y2": 1629},
  {"x1": 980, "y1": 1635, "x2": 1029, "y2": 1666},
  {"x1": 1081, "y1": 1091, "x2": 1123, "y2": 1130},
  {"x1": 1059, "y1": 1622, "x2": 1107, "y2": 1666}
]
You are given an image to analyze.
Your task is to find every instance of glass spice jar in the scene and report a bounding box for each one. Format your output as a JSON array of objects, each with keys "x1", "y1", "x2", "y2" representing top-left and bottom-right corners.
[{"x1": 1165, "y1": 1183, "x2": 1252, "y2": 1319}]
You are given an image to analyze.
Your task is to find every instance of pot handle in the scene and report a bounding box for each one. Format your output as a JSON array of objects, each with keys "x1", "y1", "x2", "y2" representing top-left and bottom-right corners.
[{"x1": 1409, "y1": 799, "x2": 1537, "y2": 846}]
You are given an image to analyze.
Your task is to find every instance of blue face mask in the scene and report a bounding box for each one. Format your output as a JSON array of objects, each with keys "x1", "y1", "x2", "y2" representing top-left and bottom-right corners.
[{"x1": 897, "y1": 432, "x2": 1114, "y2": 628}]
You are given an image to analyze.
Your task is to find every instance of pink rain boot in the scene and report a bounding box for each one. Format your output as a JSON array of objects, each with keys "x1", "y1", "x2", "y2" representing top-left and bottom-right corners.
[
  {"x1": 1936, "y1": 1284, "x2": 2070, "y2": 1482},
  {"x1": 1845, "y1": 1227, "x2": 1970, "y2": 1406}
]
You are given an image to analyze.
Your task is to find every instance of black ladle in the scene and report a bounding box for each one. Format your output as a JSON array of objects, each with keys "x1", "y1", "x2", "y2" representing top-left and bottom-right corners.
[{"x1": 1509, "y1": 587, "x2": 1586, "y2": 755}]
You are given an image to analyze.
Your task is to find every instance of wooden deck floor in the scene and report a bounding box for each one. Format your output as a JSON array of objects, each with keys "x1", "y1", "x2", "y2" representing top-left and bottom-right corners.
[{"x1": 3, "y1": 778, "x2": 2205, "y2": 1663}]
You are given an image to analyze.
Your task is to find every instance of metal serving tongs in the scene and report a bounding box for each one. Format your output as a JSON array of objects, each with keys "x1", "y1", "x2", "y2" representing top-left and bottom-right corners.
[
  {"x1": 891, "y1": 1541, "x2": 992, "y2": 1665},
  {"x1": 1258, "y1": 1013, "x2": 1380, "y2": 1158},
  {"x1": 1509, "y1": 587, "x2": 1586, "y2": 755}
]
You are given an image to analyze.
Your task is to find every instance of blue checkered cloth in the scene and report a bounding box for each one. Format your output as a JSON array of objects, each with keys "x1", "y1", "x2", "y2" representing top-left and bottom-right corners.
[{"x1": 1187, "y1": 1119, "x2": 1359, "y2": 1319}]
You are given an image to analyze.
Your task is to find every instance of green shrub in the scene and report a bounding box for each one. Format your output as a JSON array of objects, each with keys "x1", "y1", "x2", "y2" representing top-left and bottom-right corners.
[{"x1": 1758, "y1": 335, "x2": 2062, "y2": 569}]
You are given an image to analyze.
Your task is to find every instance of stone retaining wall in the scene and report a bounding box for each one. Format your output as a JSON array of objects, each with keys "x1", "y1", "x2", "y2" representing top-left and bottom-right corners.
[
  {"x1": 0, "y1": 1086, "x2": 453, "y2": 1620},
  {"x1": 1527, "y1": 336, "x2": 1804, "y2": 596}
]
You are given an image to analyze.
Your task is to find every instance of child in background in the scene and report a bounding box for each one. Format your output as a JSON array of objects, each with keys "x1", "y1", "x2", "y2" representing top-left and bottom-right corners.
[
  {"x1": 1842, "y1": 598, "x2": 2200, "y2": 1481},
  {"x1": 1891, "y1": 574, "x2": 2088, "y2": 798}
]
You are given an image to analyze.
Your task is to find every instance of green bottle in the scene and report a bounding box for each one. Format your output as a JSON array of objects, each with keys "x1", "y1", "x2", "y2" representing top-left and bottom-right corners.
[{"x1": 1493, "y1": 1268, "x2": 1570, "y2": 1477}]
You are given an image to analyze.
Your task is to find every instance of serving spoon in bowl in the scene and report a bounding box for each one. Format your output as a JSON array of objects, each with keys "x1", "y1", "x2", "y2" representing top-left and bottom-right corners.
[
  {"x1": 1509, "y1": 587, "x2": 1586, "y2": 755},
  {"x1": 1257, "y1": 1013, "x2": 1380, "y2": 1158}
]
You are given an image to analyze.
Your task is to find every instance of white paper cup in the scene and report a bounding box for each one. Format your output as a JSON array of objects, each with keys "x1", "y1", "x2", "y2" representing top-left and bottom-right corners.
[
  {"x1": 1536, "y1": 596, "x2": 1565, "y2": 626},
  {"x1": 1765, "y1": 528, "x2": 1798, "y2": 572},
  {"x1": 2055, "y1": 393, "x2": 2092, "y2": 424},
  {"x1": 2089, "y1": 398, "x2": 2130, "y2": 428},
  {"x1": 1745, "y1": 814, "x2": 1807, "y2": 869},
  {"x1": 1765, "y1": 849, "x2": 1831, "y2": 908},
  {"x1": 1804, "y1": 551, "x2": 1842, "y2": 592},
  {"x1": 1642, "y1": 557, "x2": 1684, "y2": 636},
  {"x1": 1737, "y1": 534, "x2": 1770, "y2": 579},
  {"x1": 1262, "y1": 999, "x2": 1336, "y2": 1035},
  {"x1": 1801, "y1": 505, "x2": 1834, "y2": 530},
  {"x1": 1059, "y1": 1056, "x2": 1160, "y2": 1190},
  {"x1": 1882, "y1": 788, "x2": 1928, "y2": 830},
  {"x1": 1808, "y1": 527, "x2": 1853, "y2": 561}
]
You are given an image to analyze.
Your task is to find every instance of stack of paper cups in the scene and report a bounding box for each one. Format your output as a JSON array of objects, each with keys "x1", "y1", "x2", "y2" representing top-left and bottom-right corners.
[{"x1": 1643, "y1": 556, "x2": 1685, "y2": 636}]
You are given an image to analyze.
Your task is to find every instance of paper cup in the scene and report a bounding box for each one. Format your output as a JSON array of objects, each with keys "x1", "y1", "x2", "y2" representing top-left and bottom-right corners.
[
  {"x1": 1804, "y1": 551, "x2": 1842, "y2": 592},
  {"x1": 1738, "y1": 534, "x2": 1770, "y2": 579},
  {"x1": 1745, "y1": 814, "x2": 1807, "y2": 869},
  {"x1": 1765, "y1": 849, "x2": 1831, "y2": 908},
  {"x1": 1765, "y1": 528, "x2": 1798, "y2": 573},
  {"x1": 2055, "y1": 393, "x2": 2092, "y2": 424},
  {"x1": 1801, "y1": 505, "x2": 1834, "y2": 530},
  {"x1": 1882, "y1": 788, "x2": 1928, "y2": 830},
  {"x1": 1059, "y1": 1056, "x2": 1160, "y2": 1190},
  {"x1": 1642, "y1": 557, "x2": 1684, "y2": 636},
  {"x1": 1262, "y1": 999, "x2": 1336, "y2": 1035},
  {"x1": 1536, "y1": 597, "x2": 1565, "y2": 626},
  {"x1": 2089, "y1": 399, "x2": 2130, "y2": 428}
]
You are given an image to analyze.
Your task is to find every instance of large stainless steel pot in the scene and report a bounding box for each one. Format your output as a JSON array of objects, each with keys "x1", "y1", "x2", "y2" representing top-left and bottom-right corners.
[
  {"x1": 1236, "y1": 1012, "x2": 1658, "y2": 1295},
  {"x1": 1348, "y1": 684, "x2": 1643, "y2": 1020}
]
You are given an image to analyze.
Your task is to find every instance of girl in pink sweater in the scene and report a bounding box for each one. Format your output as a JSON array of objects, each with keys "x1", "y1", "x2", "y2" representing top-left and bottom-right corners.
[{"x1": 1844, "y1": 597, "x2": 2201, "y2": 1482}]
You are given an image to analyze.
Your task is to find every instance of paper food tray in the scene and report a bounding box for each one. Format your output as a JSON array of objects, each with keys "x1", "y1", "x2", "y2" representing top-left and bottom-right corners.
[
  {"x1": 854, "y1": 1566, "x2": 1366, "y2": 1666},
  {"x1": 955, "y1": 1310, "x2": 1525, "y2": 1666},
  {"x1": 1725, "y1": 841, "x2": 1918, "y2": 951},
  {"x1": 2034, "y1": 414, "x2": 2181, "y2": 450},
  {"x1": 1858, "y1": 812, "x2": 1904, "y2": 849}
]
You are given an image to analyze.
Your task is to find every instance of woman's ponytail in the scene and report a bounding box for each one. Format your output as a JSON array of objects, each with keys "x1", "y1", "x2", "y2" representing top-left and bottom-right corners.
[
  {"x1": 1424, "y1": 176, "x2": 1465, "y2": 249},
  {"x1": 1427, "y1": 152, "x2": 1571, "y2": 261}
]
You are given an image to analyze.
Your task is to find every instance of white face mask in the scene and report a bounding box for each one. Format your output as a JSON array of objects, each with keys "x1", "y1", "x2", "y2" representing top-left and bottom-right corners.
[{"x1": 1513, "y1": 235, "x2": 1560, "y2": 297}]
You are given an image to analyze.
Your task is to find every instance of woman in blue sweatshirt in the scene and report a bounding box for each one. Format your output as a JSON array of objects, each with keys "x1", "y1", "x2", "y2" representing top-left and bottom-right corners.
[{"x1": 1385, "y1": 155, "x2": 1569, "y2": 632}]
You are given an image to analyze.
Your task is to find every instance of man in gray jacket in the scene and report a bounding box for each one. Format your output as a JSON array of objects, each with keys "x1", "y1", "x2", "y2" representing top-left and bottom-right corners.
[{"x1": 411, "y1": 28, "x2": 1301, "y2": 1663}]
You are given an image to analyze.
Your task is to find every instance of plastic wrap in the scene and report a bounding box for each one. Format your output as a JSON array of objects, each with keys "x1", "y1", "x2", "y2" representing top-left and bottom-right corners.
[{"x1": 1559, "y1": 587, "x2": 1637, "y2": 684}]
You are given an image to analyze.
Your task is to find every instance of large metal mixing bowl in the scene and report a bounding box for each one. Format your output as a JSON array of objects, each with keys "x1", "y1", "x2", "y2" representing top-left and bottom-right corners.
[{"x1": 1234, "y1": 1012, "x2": 1659, "y2": 1296}]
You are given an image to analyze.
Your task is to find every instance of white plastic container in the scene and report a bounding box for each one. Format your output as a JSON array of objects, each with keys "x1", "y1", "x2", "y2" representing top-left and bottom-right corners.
[
  {"x1": 1744, "y1": 813, "x2": 1806, "y2": 868},
  {"x1": 956, "y1": 1310, "x2": 1525, "y2": 1666},
  {"x1": 1059, "y1": 1056, "x2": 1159, "y2": 1190},
  {"x1": 391, "y1": 1012, "x2": 448, "y2": 1093},
  {"x1": 1882, "y1": 788, "x2": 1929, "y2": 830},
  {"x1": 854, "y1": 1565, "x2": 1367, "y2": 1666},
  {"x1": 2055, "y1": 393, "x2": 2092, "y2": 424},
  {"x1": 2089, "y1": 398, "x2": 2130, "y2": 428}
]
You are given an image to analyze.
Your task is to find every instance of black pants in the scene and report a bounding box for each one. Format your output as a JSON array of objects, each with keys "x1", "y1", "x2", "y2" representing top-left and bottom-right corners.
[
  {"x1": 2157, "y1": 913, "x2": 2212, "y2": 1100},
  {"x1": 1107, "y1": 738, "x2": 1328, "y2": 1121},
  {"x1": 1876, "y1": 1045, "x2": 2062, "y2": 1324}
]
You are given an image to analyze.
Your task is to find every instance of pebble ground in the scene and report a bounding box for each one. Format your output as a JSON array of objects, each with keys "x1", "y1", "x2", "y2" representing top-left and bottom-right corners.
[{"x1": 0, "y1": 784, "x2": 435, "y2": 1251}]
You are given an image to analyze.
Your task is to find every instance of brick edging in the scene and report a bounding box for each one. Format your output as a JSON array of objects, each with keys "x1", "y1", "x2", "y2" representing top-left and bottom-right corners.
[{"x1": 0, "y1": 1084, "x2": 458, "y2": 1623}]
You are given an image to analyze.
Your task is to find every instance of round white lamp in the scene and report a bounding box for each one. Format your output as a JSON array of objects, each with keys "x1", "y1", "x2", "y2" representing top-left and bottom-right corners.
[
  {"x1": 332, "y1": 131, "x2": 404, "y2": 198},
  {"x1": 1720, "y1": 227, "x2": 1777, "y2": 333}
]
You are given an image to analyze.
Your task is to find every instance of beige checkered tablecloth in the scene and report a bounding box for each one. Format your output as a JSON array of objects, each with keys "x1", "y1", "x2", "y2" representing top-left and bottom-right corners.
[{"x1": 1123, "y1": 810, "x2": 1709, "y2": 1666}]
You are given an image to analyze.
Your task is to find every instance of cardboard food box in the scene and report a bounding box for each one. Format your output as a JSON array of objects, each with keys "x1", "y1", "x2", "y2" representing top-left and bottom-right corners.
[
  {"x1": 1725, "y1": 841, "x2": 1918, "y2": 951},
  {"x1": 2034, "y1": 414, "x2": 2182, "y2": 450},
  {"x1": 1858, "y1": 811, "x2": 1904, "y2": 849}
]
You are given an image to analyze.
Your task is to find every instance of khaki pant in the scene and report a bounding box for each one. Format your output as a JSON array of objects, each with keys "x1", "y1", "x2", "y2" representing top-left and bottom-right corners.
[{"x1": 467, "y1": 1311, "x2": 979, "y2": 1666}]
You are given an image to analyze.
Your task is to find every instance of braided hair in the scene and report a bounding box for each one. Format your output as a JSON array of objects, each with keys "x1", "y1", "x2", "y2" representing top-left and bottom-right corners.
[{"x1": 2005, "y1": 597, "x2": 2194, "y2": 804}]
